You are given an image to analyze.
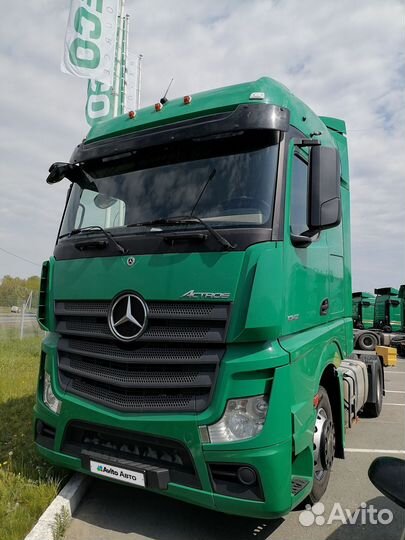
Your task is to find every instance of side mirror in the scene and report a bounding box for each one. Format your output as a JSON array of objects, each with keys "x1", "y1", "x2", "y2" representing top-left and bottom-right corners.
[
  {"x1": 368, "y1": 456, "x2": 405, "y2": 509},
  {"x1": 308, "y1": 146, "x2": 341, "y2": 231},
  {"x1": 46, "y1": 162, "x2": 89, "y2": 186},
  {"x1": 46, "y1": 162, "x2": 73, "y2": 184}
]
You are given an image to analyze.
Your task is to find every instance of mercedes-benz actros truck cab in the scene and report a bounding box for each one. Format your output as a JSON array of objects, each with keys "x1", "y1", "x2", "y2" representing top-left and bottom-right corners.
[{"x1": 35, "y1": 77, "x2": 369, "y2": 518}]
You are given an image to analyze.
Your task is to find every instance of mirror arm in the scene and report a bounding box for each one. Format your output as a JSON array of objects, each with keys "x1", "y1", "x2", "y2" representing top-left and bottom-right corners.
[
  {"x1": 294, "y1": 138, "x2": 321, "y2": 148},
  {"x1": 290, "y1": 233, "x2": 315, "y2": 248}
]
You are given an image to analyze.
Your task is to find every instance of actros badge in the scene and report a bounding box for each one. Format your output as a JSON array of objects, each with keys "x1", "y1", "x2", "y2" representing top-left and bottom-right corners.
[
  {"x1": 182, "y1": 290, "x2": 231, "y2": 299},
  {"x1": 108, "y1": 293, "x2": 148, "y2": 341}
]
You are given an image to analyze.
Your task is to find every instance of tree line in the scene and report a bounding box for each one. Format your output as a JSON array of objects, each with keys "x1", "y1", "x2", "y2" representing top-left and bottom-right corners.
[{"x1": 0, "y1": 275, "x2": 40, "y2": 309}]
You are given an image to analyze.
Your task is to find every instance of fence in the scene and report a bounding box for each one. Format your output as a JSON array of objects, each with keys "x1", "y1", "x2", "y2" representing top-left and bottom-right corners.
[{"x1": 0, "y1": 307, "x2": 45, "y2": 340}]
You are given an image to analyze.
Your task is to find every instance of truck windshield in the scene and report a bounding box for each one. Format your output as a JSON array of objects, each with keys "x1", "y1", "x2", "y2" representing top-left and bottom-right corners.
[{"x1": 59, "y1": 130, "x2": 280, "y2": 238}]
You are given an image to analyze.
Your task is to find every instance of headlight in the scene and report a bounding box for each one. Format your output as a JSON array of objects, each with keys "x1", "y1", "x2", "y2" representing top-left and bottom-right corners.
[
  {"x1": 205, "y1": 395, "x2": 268, "y2": 443},
  {"x1": 43, "y1": 372, "x2": 61, "y2": 414}
]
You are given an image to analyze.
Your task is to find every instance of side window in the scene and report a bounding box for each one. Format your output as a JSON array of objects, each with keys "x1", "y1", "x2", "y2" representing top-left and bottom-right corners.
[{"x1": 290, "y1": 155, "x2": 309, "y2": 236}]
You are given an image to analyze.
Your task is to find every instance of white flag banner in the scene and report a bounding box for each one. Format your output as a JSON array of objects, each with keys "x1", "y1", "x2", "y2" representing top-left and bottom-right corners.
[
  {"x1": 85, "y1": 79, "x2": 114, "y2": 126},
  {"x1": 125, "y1": 56, "x2": 137, "y2": 112},
  {"x1": 61, "y1": 0, "x2": 119, "y2": 86}
]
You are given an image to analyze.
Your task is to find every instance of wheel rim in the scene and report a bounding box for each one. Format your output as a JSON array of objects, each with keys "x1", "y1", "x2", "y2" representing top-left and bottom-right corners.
[
  {"x1": 363, "y1": 336, "x2": 375, "y2": 347},
  {"x1": 313, "y1": 407, "x2": 335, "y2": 480}
]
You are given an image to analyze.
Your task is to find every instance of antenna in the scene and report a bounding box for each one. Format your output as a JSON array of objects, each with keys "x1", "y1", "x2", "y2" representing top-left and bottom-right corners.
[{"x1": 160, "y1": 78, "x2": 174, "y2": 105}]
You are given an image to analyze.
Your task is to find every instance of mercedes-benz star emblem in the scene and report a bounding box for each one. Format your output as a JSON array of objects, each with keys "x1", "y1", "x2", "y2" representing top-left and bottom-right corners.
[{"x1": 108, "y1": 293, "x2": 148, "y2": 342}]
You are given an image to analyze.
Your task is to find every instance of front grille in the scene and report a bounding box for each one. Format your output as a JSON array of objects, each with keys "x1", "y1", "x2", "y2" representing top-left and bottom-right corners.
[
  {"x1": 63, "y1": 421, "x2": 200, "y2": 488},
  {"x1": 71, "y1": 379, "x2": 200, "y2": 409},
  {"x1": 57, "y1": 301, "x2": 228, "y2": 322},
  {"x1": 56, "y1": 300, "x2": 230, "y2": 412},
  {"x1": 64, "y1": 357, "x2": 205, "y2": 385}
]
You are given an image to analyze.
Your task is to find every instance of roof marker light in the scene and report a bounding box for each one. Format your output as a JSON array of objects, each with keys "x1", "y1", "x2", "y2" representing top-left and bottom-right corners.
[
  {"x1": 184, "y1": 95, "x2": 192, "y2": 105},
  {"x1": 128, "y1": 110, "x2": 136, "y2": 119},
  {"x1": 249, "y1": 92, "x2": 265, "y2": 100},
  {"x1": 155, "y1": 102, "x2": 163, "y2": 112}
]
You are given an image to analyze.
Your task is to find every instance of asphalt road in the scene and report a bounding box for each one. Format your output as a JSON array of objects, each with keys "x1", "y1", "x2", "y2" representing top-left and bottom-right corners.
[{"x1": 66, "y1": 358, "x2": 405, "y2": 540}]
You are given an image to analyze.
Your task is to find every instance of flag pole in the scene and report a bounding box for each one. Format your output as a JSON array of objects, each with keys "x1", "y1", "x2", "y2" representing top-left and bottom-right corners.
[
  {"x1": 136, "y1": 53, "x2": 143, "y2": 110},
  {"x1": 121, "y1": 14, "x2": 130, "y2": 113},
  {"x1": 113, "y1": 0, "x2": 126, "y2": 117}
]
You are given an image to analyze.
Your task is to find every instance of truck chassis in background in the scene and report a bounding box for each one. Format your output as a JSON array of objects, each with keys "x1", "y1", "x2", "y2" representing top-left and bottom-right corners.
[{"x1": 354, "y1": 328, "x2": 405, "y2": 352}]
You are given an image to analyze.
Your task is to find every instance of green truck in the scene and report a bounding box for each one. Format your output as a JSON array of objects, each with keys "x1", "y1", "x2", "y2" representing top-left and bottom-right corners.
[
  {"x1": 353, "y1": 287, "x2": 405, "y2": 352},
  {"x1": 352, "y1": 292, "x2": 375, "y2": 330},
  {"x1": 373, "y1": 287, "x2": 402, "y2": 333},
  {"x1": 388, "y1": 285, "x2": 405, "y2": 354},
  {"x1": 35, "y1": 77, "x2": 383, "y2": 518}
]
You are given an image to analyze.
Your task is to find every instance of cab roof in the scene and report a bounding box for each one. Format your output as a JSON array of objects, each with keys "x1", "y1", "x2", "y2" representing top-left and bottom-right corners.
[{"x1": 85, "y1": 76, "x2": 346, "y2": 148}]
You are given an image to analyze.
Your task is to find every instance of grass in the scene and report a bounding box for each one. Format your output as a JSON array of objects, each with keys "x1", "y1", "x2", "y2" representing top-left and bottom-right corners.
[
  {"x1": 0, "y1": 337, "x2": 66, "y2": 540},
  {"x1": 52, "y1": 506, "x2": 71, "y2": 540}
]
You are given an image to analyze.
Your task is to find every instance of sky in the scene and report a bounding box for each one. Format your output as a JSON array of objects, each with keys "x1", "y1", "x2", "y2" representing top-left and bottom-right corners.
[{"x1": 0, "y1": 0, "x2": 404, "y2": 293}]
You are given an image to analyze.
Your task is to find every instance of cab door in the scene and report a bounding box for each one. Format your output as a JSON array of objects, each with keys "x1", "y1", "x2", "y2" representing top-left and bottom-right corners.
[{"x1": 281, "y1": 141, "x2": 330, "y2": 336}]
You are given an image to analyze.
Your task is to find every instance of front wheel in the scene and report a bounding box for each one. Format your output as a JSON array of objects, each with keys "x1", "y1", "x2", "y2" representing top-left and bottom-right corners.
[{"x1": 309, "y1": 386, "x2": 335, "y2": 503}]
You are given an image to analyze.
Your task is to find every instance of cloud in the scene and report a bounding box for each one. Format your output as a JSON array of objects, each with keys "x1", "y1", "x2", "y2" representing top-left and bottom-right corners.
[{"x1": 0, "y1": 0, "x2": 404, "y2": 293}]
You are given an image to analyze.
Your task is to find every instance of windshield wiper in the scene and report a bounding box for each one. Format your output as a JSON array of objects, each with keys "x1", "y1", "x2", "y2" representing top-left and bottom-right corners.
[
  {"x1": 126, "y1": 216, "x2": 236, "y2": 251},
  {"x1": 59, "y1": 226, "x2": 128, "y2": 254}
]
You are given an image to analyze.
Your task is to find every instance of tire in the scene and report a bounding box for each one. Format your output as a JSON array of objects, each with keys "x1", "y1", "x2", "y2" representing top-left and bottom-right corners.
[
  {"x1": 363, "y1": 363, "x2": 383, "y2": 418},
  {"x1": 308, "y1": 386, "x2": 335, "y2": 504},
  {"x1": 357, "y1": 333, "x2": 378, "y2": 351}
]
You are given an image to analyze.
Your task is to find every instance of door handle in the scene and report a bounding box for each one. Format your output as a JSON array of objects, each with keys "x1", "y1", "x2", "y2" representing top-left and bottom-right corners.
[{"x1": 320, "y1": 298, "x2": 329, "y2": 316}]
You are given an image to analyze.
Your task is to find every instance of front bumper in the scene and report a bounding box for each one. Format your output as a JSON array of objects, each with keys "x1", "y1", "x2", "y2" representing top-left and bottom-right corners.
[
  {"x1": 35, "y1": 412, "x2": 295, "y2": 519},
  {"x1": 34, "y1": 335, "x2": 311, "y2": 518}
]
